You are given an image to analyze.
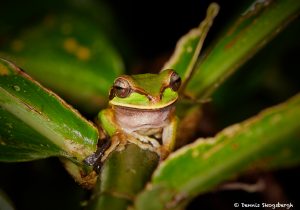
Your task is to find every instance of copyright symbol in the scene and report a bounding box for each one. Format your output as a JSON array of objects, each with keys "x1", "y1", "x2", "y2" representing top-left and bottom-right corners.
[{"x1": 234, "y1": 203, "x2": 239, "y2": 207}]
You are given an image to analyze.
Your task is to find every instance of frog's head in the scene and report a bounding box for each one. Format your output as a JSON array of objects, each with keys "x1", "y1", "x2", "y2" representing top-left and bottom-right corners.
[{"x1": 108, "y1": 69, "x2": 181, "y2": 109}]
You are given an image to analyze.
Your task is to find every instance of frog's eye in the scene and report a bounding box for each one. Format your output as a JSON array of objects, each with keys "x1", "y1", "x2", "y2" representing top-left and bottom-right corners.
[
  {"x1": 111, "y1": 78, "x2": 132, "y2": 99},
  {"x1": 169, "y1": 71, "x2": 181, "y2": 91}
]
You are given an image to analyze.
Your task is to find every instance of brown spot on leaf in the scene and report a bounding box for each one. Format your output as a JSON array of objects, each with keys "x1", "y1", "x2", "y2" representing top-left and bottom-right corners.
[
  {"x1": 11, "y1": 40, "x2": 24, "y2": 52},
  {"x1": 231, "y1": 143, "x2": 239, "y2": 150},
  {"x1": 63, "y1": 38, "x2": 78, "y2": 53},
  {"x1": 43, "y1": 15, "x2": 55, "y2": 28},
  {"x1": 225, "y1": 27, "x2": 249, "y2": 50}
]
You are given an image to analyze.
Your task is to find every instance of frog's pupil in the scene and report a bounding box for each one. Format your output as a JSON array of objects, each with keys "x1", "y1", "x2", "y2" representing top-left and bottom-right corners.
[{"x1": 115, "y1": 85, "x2": 131, "y2": 98}]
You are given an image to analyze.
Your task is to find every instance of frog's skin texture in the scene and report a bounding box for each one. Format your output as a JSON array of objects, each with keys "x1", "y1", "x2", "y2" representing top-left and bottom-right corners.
[{"x1": 85, "y1": 69, "x2": 181, "y2": 170}]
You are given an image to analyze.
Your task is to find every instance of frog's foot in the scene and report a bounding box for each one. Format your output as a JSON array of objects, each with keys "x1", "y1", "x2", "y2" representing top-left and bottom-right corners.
[
  {"x1": 130, "y1": 132, "x2": 161, "y2": 148},
  {"x1": 84, "y1": 133, "x2": 127, "y2": 173},
  {"x1": 126, "y1": 132, "x2": 163, "y2": 156},
  {"x1": 83, "y1": 137, "x2": 111, "y2": 173}
]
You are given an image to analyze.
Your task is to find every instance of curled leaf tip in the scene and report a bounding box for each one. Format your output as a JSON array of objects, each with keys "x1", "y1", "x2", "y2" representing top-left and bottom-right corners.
[{"x1": 207, "y1": 3, "x2": 220, "y2": 18}]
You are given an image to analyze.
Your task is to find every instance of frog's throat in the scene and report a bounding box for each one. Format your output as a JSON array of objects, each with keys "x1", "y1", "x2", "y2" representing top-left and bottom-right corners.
[{"x1": 112, "y1": 104, "x2": 175, "y2": 133}]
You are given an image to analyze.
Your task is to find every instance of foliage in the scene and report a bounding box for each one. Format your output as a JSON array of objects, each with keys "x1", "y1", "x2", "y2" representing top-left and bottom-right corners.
[{"x1": 0, "y1": 0, "x2": 299, "y2": 210}]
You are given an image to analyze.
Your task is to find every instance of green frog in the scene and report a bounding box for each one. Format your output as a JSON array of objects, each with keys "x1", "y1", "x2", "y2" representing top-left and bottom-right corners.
[{"x1": 85, "y1": 69, "x2": 181, "y2": 171}]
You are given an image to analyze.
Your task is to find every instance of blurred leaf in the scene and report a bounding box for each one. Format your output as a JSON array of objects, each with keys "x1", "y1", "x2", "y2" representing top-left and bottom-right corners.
[
  {"x1": 186, "y1": 0, "x2": 300, "y2": 100},
  {"x1": 1, "y1": 4, "x2": 124, "y2": 114},
  {"x1": 0, "y1": 0, "x2": 121, "y2": 52},
  {"x1": 134, "y1": 93, "x2": 300, "y2": 210},
  {"x1": 0, "y1": 189, "x2": 14, "y2": 210},
  {"x1": 0, "y1": 58, "x2": 98, "y2": 162}
]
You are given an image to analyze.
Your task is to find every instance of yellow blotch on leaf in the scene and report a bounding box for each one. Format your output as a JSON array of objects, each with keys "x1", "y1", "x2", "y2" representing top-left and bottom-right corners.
[
  {"x1": 63, "y1": 38, "x2": 91, "y2": 61},
  {"x1": 76, "y1": 46, "x2": 91, "y2": 61},
  {"x1": 0, "y1": 63, "x2": 9, "y2": 75},
  {"x1": 63, "y1": 38, "x2": 78, "y2": 53}
]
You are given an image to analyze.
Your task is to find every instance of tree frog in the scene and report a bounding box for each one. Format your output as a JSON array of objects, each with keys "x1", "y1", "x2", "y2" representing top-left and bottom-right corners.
[{"x1": 84, "y1": 69, "x2": 181, "y2": 171}]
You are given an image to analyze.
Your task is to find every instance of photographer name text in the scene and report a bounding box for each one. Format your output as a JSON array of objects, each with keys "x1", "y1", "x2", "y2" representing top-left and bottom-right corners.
[{"x1": 234, "y1": 202, "x2": 293, "y2": 209}]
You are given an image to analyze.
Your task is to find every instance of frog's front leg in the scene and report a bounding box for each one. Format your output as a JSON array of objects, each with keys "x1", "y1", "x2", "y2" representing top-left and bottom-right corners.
[
  {"x1": 84, "y1": 109, "x2": 120, "y2": 172},
  {"x1": 83, "y1": 136, "x2": 111, "y2": 173},
  {"x1": 161, "y1": 116, "x2": 178, "y2": 159}
]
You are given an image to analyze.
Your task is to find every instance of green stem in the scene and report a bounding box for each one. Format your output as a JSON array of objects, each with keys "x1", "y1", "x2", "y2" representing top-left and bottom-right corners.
[{"x1": 88, "y1": 143, "x2": 159, "y2": 210}]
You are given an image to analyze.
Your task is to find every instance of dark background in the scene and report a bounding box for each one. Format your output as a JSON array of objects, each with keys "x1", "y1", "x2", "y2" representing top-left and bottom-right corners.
[{"x1": 0, "y1": 0, "x2": 299, "y2": 209}]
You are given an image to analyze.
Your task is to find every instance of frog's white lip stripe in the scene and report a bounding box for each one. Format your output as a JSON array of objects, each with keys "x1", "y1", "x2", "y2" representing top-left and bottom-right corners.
[{"x1": 109, "y1": 98, "x2": 177, "y2": 110}]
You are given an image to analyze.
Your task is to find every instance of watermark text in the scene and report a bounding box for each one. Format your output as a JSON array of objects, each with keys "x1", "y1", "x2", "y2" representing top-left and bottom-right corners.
[{"x1": 233, "y1": 202, "x2": 293, "y2": 209}]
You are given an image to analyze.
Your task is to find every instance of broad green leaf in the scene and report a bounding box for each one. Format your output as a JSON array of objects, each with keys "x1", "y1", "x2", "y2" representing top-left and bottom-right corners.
[
  {"x1": 0, "y1": 58, "x2": 98, "y2": 162},
  {"x1": 0, "y1": 0, "x2": 122, "y2": 49},
  {"x1": 185, "y1": 0, "x2": 300, "y2": 100},
  {"x1": 162, "y1": 3, "x2": 219, "y2": 89},
  {"x1": 1, "y1": 10, "x2": 124, "y2": 113},
  {"x1": 134, "y1": 93, "x2": 300, "y2": 210},
  {"x1": 88, "y1": 143, "x2": 159, "y2": 210}
]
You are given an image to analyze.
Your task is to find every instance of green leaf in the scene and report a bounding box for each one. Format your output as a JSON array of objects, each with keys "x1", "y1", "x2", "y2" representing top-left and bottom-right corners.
[
  {"x1": 134, "y1": 93, "x2": 300, "y2": 210},
  {"x1": 1, "y1": 11, "x2": 124, "y2": 113},
  {"x1": 162, "y1": 3, "x2": 219, "y2": 89},
  {"x1": 185, "y1": 0, "x2": 300, "y2": 100},
  {"x1": 0, "y1": 58, "x2": 98, "y2": 162}
]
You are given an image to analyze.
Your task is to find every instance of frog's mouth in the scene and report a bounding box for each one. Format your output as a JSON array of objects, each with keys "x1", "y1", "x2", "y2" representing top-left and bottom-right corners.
[
  {"x1": 112, "y1": 104, "x2": 175, "y2": 132},
  {"x1": 109, "y1": 86, "x2": 179, "y2": 110},
  {"x1": 109, "y1": 98, "x2": 177, "y2": 110}
]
